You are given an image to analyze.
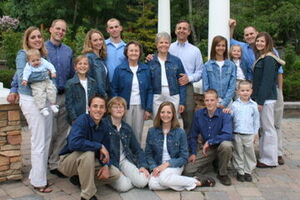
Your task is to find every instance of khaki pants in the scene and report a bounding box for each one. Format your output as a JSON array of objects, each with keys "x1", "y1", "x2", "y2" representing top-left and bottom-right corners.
[
  {"x1": 31, "y1": 79, "x2": 57, "y2": 109},
  {"x1": 183, "y1": 141, "x2": 233, "y2": 176},
  {"x1": 49, "y1": 94, "x2": 70, "y2": 170},
  {"x1": 58, "y1": 151, "x2": 120, "y2": 199},
  {"x1": 181, "y1": 83, "x2": 195, "y2": 134},
  {"x1": 124, "y1": 104, "x2": 145, "y2": 143}
]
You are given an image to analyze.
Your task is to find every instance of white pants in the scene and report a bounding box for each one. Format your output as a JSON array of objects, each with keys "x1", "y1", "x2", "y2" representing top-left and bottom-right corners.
[
  {"x1": 232, "y1": 134, "x2": 257, "y2": 175},
  {"x1": 259, "y1": 102, "x2": 278, "y2": 166},
  {"x1": 20, "y1": 94, "x2": 53, "y2": 187},
  {"x1": 149, "y1": 167, "x2": 197, "y2": 191},
  {"x1": 124, "y1": 104, "x2": 144, "y2": 143},
  {"x1": 109, "y1": 159, "x2": 148, "y2": 192},
  {"x1": 153, "y1": 86, "x2": 180, "y2": 119},
  {"x1": 274, "y1": 88, "x2": 284, "y2": 156}
]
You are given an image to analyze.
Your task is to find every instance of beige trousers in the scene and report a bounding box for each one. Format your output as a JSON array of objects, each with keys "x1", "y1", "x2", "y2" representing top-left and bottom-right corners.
[{"x1": 58, "y1": 151, "x2": 120, "y2": 199}]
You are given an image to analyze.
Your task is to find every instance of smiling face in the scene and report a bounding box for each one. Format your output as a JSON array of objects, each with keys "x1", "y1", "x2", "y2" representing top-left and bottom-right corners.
[
  {"x1": 215, "y1": 40, "x2": 226, "y2": 58},
  {"x1": 238, "y1": 84, "x2": 252, "y2": 102},
  {"x1": 175, "y1": 22, "x2": 191, "y2": 43},
  {"x1": 106, "y1": 20, "x2": 122, "y2": 40},
  {"x1": 91, "y1": 32, "x2": 104, "y2": 52},
  {"x1": 28, "y1": 30, "x2": 43, "y2": 50},
  {"x1": 126, "y1": 44, "x2": 140, "y2": 63},
  {"x1": 160, "y1": 105, "x2": 173, "y2": 125},
  {"x1": 88, "y1": 97, "x2": 106, "y2": 124},
  {"x1": 75, "y1": 57, "x2": 89, "y2": 76},
  {"x1": 255, "y1": 36, "x2": 266, "y2": 52},
  {"x1": 244, "y1": 27, "x2": 258, "y2": 45},
  {"x1": 28, "y1": 55, "x2": 41, "y2": 67},
  {"x1": 110, "y1": 103, "x2": 125, "y2": 119},
  {"x1": 230, "y1": 46, "x2": 242, "y2": 60},
  {"x1": 156, "y1": 37, "x2": 170, "y2": 54},
  {"x1": 50, "y1": 20, "x2": 66, "y2": 44},
  {"x1": 204, "y1": 93, "x2": 218, "y2": 113}
]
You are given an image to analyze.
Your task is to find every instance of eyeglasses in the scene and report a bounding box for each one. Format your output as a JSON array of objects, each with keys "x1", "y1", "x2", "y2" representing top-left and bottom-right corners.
[{"x1": 111, "y1": 105, "x2": 124, "y2": 110}]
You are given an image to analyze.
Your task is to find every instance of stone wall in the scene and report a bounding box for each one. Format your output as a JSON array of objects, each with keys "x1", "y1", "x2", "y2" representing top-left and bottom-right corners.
[{"x1": 0, "y1": 104, "x2": 22, "y2": 182}]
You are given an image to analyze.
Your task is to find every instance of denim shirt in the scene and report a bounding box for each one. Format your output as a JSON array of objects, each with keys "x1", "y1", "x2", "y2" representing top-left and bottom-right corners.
[
  {"x1": 45, "y1": 40, "x2": 74, "y2": 91},
  {"x1": 202, "y1": 59, "x2": 236, "y2": 107},
  {"x1": 111, "y1": 61, "x2": 153, "y2": 112},
  {"x1": 103, "y1": 116, "x2": 147, "y2": 169},
  {"x1": 148, "y1": 53, "x2": 187, "y2": 105},
  {"x1": 65, "y1": 73, "x2": 99, "y2": 125},
  {"x1": 86, "y1": 52, "x2": 110, "y2": 97},
  {"x1": 145, "y1": 127, "x2": 188, "y2": 171},
  {"x1": 60, "y1": 114, "x2": 111, "y2": 165}
]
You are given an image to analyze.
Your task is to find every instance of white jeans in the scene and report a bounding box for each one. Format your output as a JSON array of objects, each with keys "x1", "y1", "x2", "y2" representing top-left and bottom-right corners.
[
  {"x1": 20, "y1": 94, "x2": 53, "y2": 187},
  {"x1": 274, "y1": 88, "x2": 284, "y2": 156},
  {"x1": 232, "y1": 134, "x2": 257, "y2": 174},
  {"x1": 149, "y1": 167, "x2": 197, "y2": 191},
  {"x1": 153, "y1": 86, "x2": 180, "y2": 118},
  {"x1": 109, "y1": 159, "x2": 148, "y2": 192},
  {"x1": 259, "y1": 102, "x2": 278, "y2": 166},
  {"x1": 124, "y1": 104, "x2": 144, "y2": 143}
]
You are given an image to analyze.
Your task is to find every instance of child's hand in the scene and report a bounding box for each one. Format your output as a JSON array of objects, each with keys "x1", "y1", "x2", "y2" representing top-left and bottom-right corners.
[
  {"x1": 222, "y1": 108, "x2": 231, "y2": 114},
  {"x1": 51, "y1": 73, "x2": 57, "y2": 78},
  {"x1": 22, "y1": 80, "x2": 28, "y2": 86}
]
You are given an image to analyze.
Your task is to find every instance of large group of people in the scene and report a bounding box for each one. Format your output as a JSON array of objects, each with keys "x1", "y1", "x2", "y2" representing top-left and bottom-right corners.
[{"x1": 6, "y1": 17, "x2": 285, "y2": 200}]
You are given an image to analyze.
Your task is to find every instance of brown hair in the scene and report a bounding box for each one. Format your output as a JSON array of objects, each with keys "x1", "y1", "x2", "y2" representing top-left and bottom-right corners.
[
  {"x1": 74, "y1": 55, "x2": 89, "y2": 68},
  {"x1": 107, "y1": 96, "x2": 127, "y2": 116},
  {"x1": 106, "y1": 18, "x2": 121, "y2": 27},
  {"x1": 82, "y1": 29, "x2": 107, "y2": 59},
  {"x1": 229, "y1": 45, "x2": 242, "y2": 60},
  {"x1": 153, "y1": 102, "x2": 180, "y2": 129},
  {"x1": 204, "y1": 89, "x2": 219, "y2": 99},
  {"x1": 51, "y1": 19, "x2": 67, "y2": 28},
  {"x1": 238, "y1": 80, "x2": 252, "y2": 89},
  {"x1": 210, "y1": 35, "x2": 228, "y2": 60},
  {"x1": 23, "y1": 26, "x2": 47, "y2": 57},
  {"x1": 176, "y1": 19, "x2": 191, "y2": 31},
  {"x1": 88, "y1": 94, "x2": 107, "y2": 107},
  {"x1": 123, "y1": 41, "x2": 143, "y2": 60},
  {"x1": 254, "y1": 32, "x2": 274, "y2": 56}
]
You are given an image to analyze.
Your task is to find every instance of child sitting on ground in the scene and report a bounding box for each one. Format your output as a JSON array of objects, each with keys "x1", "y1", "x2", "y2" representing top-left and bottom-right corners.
[
  {"x1": 22, "y1": 49, "x2": 58, "y2": 116},
  {"x1": 231, "y1": 80, "x2": 260, "y2": 182}
]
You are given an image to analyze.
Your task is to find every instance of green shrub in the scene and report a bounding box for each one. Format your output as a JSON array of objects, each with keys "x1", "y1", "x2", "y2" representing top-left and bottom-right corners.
[
  {"x1": 0, "y1": 31, "x2": 23, "y2": 69},
  {"x1": 0, "y1": 69, "x2": 15, "y2": 88}
]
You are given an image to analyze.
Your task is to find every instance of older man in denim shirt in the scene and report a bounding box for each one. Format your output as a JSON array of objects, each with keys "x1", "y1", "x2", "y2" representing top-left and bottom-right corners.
[{"x1": 184, "y1": 89, "x2": 233, "y2": 186}]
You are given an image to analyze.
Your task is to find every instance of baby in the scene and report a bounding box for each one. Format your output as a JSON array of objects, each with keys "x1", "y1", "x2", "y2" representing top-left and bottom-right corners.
[{"x1": 22, "y1": 49, "x2": 59, "y2": 116}]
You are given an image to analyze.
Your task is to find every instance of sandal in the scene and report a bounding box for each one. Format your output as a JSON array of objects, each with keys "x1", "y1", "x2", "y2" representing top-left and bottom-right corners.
[
  {"x1": 33, "y1": 183, "x2": 53, "y2": 193},
  {"x1": 195, "y1": 176, "x2": 216, "y2": 187}
]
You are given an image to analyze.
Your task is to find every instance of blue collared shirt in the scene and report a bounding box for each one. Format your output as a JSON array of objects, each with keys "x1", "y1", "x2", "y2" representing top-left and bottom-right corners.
[
  {"x1": 45, "y1": 40, "x2": 74, "y2": 90},
  {"x1": 169, "y1": 40, "x2": 203, "y2": 82},
  {"x1": 231, "y1": 98, "x2": 260, "y2": 134},
  {"x1": 105, "y1": 38, "x2": 126, "y2": 82},
  {"x1": 188, "y1": 108, "x2": 233, "y2": 155}
]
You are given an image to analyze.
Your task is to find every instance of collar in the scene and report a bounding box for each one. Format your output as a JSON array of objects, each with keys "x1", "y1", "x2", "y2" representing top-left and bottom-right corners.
[
  {"x1": 203, "y1": 107, "x2": 221, "y2": 118},
  {"x1": 119, "y1": 61, "x2": 147, "y2": 72},
  {"x1": 106, "y1": 38, "x2": 126, "y2": 46},
  {"x1": 175, "y1": 40, "x2": 189, "y2": 47},
  {"x1": 236, "y1": 98, "x2": 256, "y2": 104},
  {"x1": 87, "y1": 114, "x2": 102, "y2": 128},
  {"x1": 46, "y1": 40, "x2": 62, "y2": 48}
]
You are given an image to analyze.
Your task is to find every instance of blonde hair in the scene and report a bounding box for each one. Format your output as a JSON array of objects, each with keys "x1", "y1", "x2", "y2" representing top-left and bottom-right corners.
[
  {"x1": 26, "y1": 49, "x2": 41, "y2": 60},
  {"x1": 23, "y1": 26, "x2": 47, "y2": 57},
  {"x1": 82, "y1": 29, "x2": 107, "y2": 59},
  {"x1": 107, "y1": 97, "x2": 127, "y2": 116},
  {"x1": 229, "y1": 45, "x2": 242, "y2": 60}
]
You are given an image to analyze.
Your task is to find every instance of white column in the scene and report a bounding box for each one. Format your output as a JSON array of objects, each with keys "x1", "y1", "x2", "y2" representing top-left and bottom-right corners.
[
  {"x1": 208, "y1": 0, "x2": 230, "y2": 58},
  {"x1": 158, "y1": 0, "x2": 171, "y2": 34}
]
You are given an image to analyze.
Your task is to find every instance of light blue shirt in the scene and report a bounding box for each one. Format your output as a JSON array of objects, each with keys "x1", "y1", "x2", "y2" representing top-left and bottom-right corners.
[
  {"x1": 231, "y1": 98, "x2": 260, "y2": 135},
  {"x1": 169, "y1": 41, "x2": 203, "y2": 82},
  {"x1": 105, "y1": 38, "x2": 126, "y2": 82},
  {"x1": 23, "y1": 58, "x2": 56, "y2": 81}
]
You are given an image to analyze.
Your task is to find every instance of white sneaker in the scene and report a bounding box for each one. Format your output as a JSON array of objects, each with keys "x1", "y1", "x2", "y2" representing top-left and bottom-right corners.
[
  {"x1": 50, "y1": 105, "x2": 59, "y2": 113},
  {"x1": 40, "y1": 108, "x2": 49, "y2": 116}
]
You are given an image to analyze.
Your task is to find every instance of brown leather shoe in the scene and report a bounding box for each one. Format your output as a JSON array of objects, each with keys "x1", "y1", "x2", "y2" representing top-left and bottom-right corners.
[
  {"x1": 256, "y1": 161, "x2": 276, "y2": 168},
  {"x1": 278, "y1": 156, "x2": 285, "y2": 165}
]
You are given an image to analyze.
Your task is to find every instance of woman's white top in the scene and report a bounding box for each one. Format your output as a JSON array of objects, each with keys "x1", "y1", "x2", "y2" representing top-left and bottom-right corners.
[
  {"x1": 158, "y1": 57, "x2": 169, "y2": 87},
  {"x1": 129, "y1": 66, "x2": 141, "y2": 105},
  {"x1": 80, "y1": 79, "x2": 88, "y2": 113}
]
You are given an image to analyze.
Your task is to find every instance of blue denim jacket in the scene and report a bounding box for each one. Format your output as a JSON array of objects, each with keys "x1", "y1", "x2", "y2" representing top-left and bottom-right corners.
[
  {"x1": 202, "y1": 59, "x2": 236, "y2": 107},
  {"x1": 145, "y1": 127, "x2": 188, "y2": 171},
  {"x1": 86, "y1": 52, "x2": 110, "y2": 98},
  {"x1": 65, "y1": 73, "x2": 100, "y2": 124},
  {"x1": 111, "y1": 61, "x2": 153, "y2": 112},
  {"x1": 148, "y1": 53, "x2": 187, "y2": 105},
  {"x1": 103, "y1": 116, "x2": 147, "y2": 169}
]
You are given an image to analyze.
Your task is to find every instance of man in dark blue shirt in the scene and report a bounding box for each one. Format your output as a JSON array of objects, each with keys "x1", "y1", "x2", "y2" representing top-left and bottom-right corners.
[
  {"x1": 58, "y1": 95, "x2": 120, "y2": 200},
  {"x1": 45, "y1": 19, "x2": 75, "y2": 177},
  {"x1": 184, "y1": 89, "x2": 233, "y2": 186}
]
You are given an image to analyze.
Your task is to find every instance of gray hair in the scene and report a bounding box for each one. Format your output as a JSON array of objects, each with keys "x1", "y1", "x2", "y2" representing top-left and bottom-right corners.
[{"x1": 155, "y1": 32, "x2": 171, "y2": 44}]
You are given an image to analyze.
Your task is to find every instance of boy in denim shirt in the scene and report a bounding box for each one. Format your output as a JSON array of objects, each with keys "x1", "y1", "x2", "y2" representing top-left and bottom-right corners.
[{"x1": 231, "y1": 80, "x2": 259, "y2": 182}]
